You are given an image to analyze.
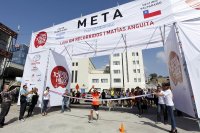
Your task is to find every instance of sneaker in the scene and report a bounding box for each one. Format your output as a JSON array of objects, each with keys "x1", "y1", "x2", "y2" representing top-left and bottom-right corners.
[
  {"x1": 18, "y1": 119, "x2": 25, "y2": 122},
  {"x1": 0, "y1": 125, "x2": 3, "y2": 128},
  {"x1": 96, "y1": 114, "x2": 99, "y2": 120}
]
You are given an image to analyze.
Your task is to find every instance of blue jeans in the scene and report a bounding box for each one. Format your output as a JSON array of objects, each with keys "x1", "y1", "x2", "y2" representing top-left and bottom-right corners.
[
  {"x1": 167, "y1": 106, "x2": 176, "y2": 130},
  {"x1": 42, "y1": 100, "x2": 49, "y2": 113},
  {"x1": 157, "y1": 104, "x2": 168, "y2": 123},
  {"x1": 61, "y1": 97, "x2": 70, "y2": 112}
]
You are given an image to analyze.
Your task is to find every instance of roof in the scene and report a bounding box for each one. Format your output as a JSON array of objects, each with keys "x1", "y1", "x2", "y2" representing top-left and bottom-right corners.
[{"x1": 0, "y1": 22, "x2": 18, "y2": 39}]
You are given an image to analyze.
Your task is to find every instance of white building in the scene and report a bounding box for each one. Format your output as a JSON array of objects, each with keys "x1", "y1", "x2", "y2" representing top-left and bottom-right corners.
[
  {"x1": 70, "y1": 50, "x2": 145, "y2": 92},
  {"x1": 110, "y1": 50, "x2": 146, "y2": 91}
]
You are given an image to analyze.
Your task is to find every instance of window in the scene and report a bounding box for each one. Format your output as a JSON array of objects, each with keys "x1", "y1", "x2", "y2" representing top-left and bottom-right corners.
[
  {"x1": 113, "y1": 61, "x2": 120, "y2": 65},
  {"x1": 137, "y1": 60, "x2": 139, "y2": 64},
  {"x1": 132, "y1": 52, "x2": 135, "y2": 56},
  {"x1": 136, "y1": 52, "x2": 139, "y2": 56},
  {"x1": 113, "y1": 70, "x2": 120, "y2": 74},
  {"x1": 92, "y1": 79, "x2": 99, "y2": 83},
  {"x1": 134, "y1": 78, "x2": 137, "y2": 82},
  {"x1": 133, "y1": 69, "x2": 136, "y2": 73},
  {"x1": 114, "y1": 78, "x2": 121, "y2": 83},
  {"x1": 138, "y1": 78, "x2": 141, "y2": 82},
  {"x1": 76, "y1": 62, "x2": 78, "y2": 66},
  {"x1": 113, "y1": 53, "x2": 120, "y2": 57},
  {"x1": 75, "y1": 70, "x2": 78, "y2": 83},
  {"x1": 133, "y1": 60, "x2": 136, "y2": 64},
  {"x1": 72, "y1": 62, "x2": 74, "y2": 66},
  {"x1": 101, "y1": 79, "x2": 108, "y2": 83},
  {"x1": 71, "y1": 71, "x2": 74, "y2": 83},
  {"x1": 137, "y1": 69, "x2": 140, "y2": 73}
]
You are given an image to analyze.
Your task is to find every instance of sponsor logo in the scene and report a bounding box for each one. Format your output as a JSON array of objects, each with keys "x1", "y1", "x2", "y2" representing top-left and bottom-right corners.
[
  {"x1": 140, "y1": 0, "x2": 162, "y2": 19},
  {"x1": 34, "y1": 31, "x2": 47, "y2": 48},
  {"x1": 185, "y1": 0, "x2": 200, "y2": 10},
  {"x1": 51, "y1": 66, "x2": 69, "y2": 88},
  {"x1": 168, "y1": 51, "x2": 183, "y2": 86},
  {"x1": 54, "y1": 27, "x2": 67, "y2": 40},
  {"x1": 32, "y1": 54, "x2": 41, "y2": 62},
  {"x1": 31, "y1": 54, "x2": 41, "y2": 71}
]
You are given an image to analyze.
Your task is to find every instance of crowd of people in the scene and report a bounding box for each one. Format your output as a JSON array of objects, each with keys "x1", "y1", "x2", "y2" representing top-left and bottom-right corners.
[{"x1": 0, "y1": 83, "x2": 177, "y2": 132}]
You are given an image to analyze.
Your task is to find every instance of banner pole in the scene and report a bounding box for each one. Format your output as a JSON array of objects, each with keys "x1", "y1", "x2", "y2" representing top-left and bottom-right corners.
[
  {"x1": 41, "y1": 49, "x2": 51, "y2": 114},
  {"x1": 174, "y1": 23, "x2": 200, "y2": 129}
]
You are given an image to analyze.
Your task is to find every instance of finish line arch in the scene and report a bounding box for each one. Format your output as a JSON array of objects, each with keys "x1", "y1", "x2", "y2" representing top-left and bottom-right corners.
[{"x1": 21, "y1": 0, "x2": 200, "y2": 120}]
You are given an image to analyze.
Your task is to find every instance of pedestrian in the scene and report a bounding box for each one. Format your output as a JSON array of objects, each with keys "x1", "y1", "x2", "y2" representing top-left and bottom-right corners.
[
  {"x1": 19, "y1": 85, "x2": 32, "y2": 121},
  {"x1": 0, "y1": 84, "x2": 18, "y2": 128},
  {"x1": 120, "y1": 90, "x2": 125, "y2": 108},
  {"x1": 88, "y1": 86, "x2": 100, "y2": 123},
  {"x1": 61, "y1": 89, "x2": 71, "y2": 113},
  {"x1": 154, "y1": 83, "x2": 177, "y2": 133},
  {"x1": 101, "y1": 90, "x2": 106, "y2": 106},
  {"x1": 42, "y1": 87, "x2": 50, "y2": 116},
  {"x1": 27, "y1": 87, "x2": 39, "y2": 117},
  {"x1": 135, "y1": 87, "x2": 143, "y2": 117},
  {"x1": 155, "y1": 85, "x2": 168, "y2": 124}
]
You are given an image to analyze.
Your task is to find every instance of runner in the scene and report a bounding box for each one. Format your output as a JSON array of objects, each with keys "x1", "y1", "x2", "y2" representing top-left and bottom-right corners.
[{"x1": 88, "y1": 86, "x2": 100, "y2": 123}]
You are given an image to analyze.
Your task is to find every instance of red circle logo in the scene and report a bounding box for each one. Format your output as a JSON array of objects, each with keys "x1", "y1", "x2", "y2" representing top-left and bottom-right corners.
[
  {"x1": 34, "y1": 31, "x2": 47, "y2": 48},
  {"x1": 168, "y1": 51, "x2": 183, "y2": 86},
  {"x1": 185, "y1": 0, "x2": 200, "y2": 10},
  {"x1": 51, "y1": 66, "x2": 69, "y2": 88}
]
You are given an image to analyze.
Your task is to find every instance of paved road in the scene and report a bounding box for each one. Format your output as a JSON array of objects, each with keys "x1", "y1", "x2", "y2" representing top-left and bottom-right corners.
[{"x1": 0, "y1": 104, "x2": 199, "y2": 133}]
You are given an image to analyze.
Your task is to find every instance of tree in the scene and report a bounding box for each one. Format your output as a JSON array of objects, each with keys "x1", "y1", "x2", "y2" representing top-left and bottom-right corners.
[{"x1": 149, "y1": 73, "x2": 158, "y2": 80}]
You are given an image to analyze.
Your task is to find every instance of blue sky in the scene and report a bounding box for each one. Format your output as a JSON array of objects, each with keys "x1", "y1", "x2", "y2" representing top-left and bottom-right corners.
[{"x1": 0, "y1": 0, "x2": 168, "y2": 76}]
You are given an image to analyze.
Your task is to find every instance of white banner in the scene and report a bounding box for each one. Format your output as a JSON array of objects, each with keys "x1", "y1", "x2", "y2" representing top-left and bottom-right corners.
[
  {"x1": 29, "y1": 0, "x2": 173, "y2": 55},
  {"x1": 18, "y1": 50, "x2": 49, "y2": 107},
  {"x1": 177, "y1": 21, "x2": 200, "y2": 118},
  {"x1": 171, "y1": 0, "x2": 200, "y2": 22},
  {"x1": 164, "y1": 26, "x2": 195, "y2": 117},
  {"x1": 45, "y1": 50, "x2": 71, "y2": 107}
]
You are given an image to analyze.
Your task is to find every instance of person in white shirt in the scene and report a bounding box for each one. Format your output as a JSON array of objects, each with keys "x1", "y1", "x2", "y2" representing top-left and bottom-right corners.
[
  {"x1": 156, "y1": 86, "x2": 168, "y2": 124},
  {"x1": 154, "y1": 83, "x2": 177, "y2": 133},
  {"x1": 42, "y1": 87, "x2": 50, "y2": 116}
]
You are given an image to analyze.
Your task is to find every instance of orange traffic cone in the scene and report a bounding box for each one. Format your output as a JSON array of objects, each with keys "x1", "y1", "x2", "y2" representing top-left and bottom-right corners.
[{"x1": 119, "y1": 123, "x2": 125, "y2": 133}]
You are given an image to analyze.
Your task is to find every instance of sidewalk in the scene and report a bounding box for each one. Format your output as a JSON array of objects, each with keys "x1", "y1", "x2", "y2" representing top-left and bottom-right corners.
[{"x1": 0, "y1": 104, "x2": 199, "y2": 133}]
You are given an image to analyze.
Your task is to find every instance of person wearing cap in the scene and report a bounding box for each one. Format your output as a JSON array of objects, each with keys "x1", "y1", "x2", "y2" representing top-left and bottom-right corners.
[
  {"x1": 88, "y1": 86, "x2": 100, "y2": 123},
  {"x1": 0, "y1": 84, "x2": 18, "y2": 128},
  {"x1": 154, "y1": 83, "x2": 177, "y2": 133}
]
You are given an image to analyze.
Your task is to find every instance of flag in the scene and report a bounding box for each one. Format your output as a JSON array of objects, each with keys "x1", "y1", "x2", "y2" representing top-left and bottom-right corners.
[{"x1": 143, "y1": 10, "x2": 161, "y2": 19}]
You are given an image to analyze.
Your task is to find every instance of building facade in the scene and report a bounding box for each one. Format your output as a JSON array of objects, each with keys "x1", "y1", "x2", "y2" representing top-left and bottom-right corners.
[
  {"x1": 70, "y1": 49, "x2": 145, "y2": 92},
  {"x1": 0, "y1": 23, "x2": 18, "y2": 86},
  {"x1": 110, "y1": 50, "x2": 146, "y2": 90},
  {"x1": 12, "y1": 44, "x2": 29, "y2": 66}
]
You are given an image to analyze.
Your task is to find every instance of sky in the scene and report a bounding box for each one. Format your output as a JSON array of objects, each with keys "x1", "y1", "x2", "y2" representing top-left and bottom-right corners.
[{"x1": 0, "y1": 0, "x2": 168, "y2": 76}]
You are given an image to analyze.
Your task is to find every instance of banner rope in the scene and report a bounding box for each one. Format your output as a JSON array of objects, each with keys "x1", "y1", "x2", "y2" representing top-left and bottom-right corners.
[{"x1": 49, "y1": 90, "x2": 153, "y2": 102}]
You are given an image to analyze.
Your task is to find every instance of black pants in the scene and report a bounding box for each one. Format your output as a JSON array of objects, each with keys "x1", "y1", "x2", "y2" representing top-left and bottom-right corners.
[
  {"x1": 28, "y1": 103, "x2": 36, "y2": 116},
  {"x1": 136, "y1": 101, "x2": 142, "y2": 115},
  {"x1": 0, "y1": 102, "x2": 11, "y2": 126},
  {"x1": 19, "y1": 101, "x2": 27, "y2": 120}
]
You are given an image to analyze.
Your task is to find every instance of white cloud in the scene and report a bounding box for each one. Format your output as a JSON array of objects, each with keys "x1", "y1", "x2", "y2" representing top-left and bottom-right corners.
[{"x1": 156, "y1": 51, "x2": 167, "y2": 64}]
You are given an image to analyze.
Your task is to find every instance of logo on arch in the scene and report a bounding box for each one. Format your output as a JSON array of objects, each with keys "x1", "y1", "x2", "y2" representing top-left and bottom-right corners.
[
  {"x1": 51, "y1": 66, "x2": 69, "y2": 88},
  {"x1": 168, "y1": 51, "x2": 183, "y2": 86},
  {"x1": 34, "y1": 31, "x2": 47, "y2": 48},
  {"x1": 185, "y1": 0, "x2": 200, "y2": 10}
]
